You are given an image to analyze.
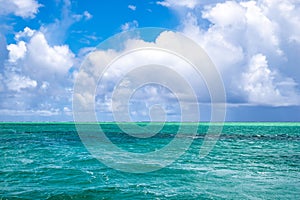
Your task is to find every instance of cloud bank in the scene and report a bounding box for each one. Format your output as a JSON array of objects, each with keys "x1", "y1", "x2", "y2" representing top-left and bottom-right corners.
[
  {"x1": 161, "y1": 0, "x2": 300, "y2": 106},
  {"x1": 1, "y1": 0, "x2": 299, "y2": 121}
]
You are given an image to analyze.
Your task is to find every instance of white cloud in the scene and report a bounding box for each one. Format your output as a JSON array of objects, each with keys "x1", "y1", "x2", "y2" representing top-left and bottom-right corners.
[
  {"x1": 128, "y1": 5, "x2": 136, "y2": 11},
  {"x1": 1, "y1": 0, "x2": 299, "y2": 121},
  {"x1": 202, "y1": 1, "x2": 246, "y2": 27},
  {"x1": 156, "y1": 0, "x2": 199, "y2": 9},
  {"x1": 75, "y1": 31, "x2": 214, "y2": 121},
  {"x1": 179, "y1": 0, "x2": 300, "y2": 106},
  {"x1": 0, "y1": 0, "x2": 41, "y2": 18},
  {"x1": 2, "y1": 27, "x2": 75, "y2": 91},
  {"x1": 15, "y1": 27, "x2": 35, "y2": 40},
  {"x1": 1, "y1": 27, "x2": 75, "y2": 114},
  {"x1": 6, "y1": 27, "x2": 75, "y2": 81},
  {"x1": 121, "y1": 20, "x2": 139, "y2": 31},
  {"x1": 41, "y1": 81, "x2": 49, "y2": 90},
  {"x1": 73, "y1": 11, "x2": 93, "y2": 21},
  {"x1": 25, "y1": 31, "x2": 74, "y2": 76},
  {"x1": 242, "y1": 54, "x2": 299, "y2": 106},
  {"x1": 63, "y1": 106, "x2": 72, "y2": 115},
  {"x1": 7, "y1": 41, "x2": 27, "y2": 62},
  {"x1": 183, "y1": 13, "x2": 244, "y2": 72},
  {"x1": 83, "y1": 11, "x2": 92, "y2": 20},
  {"x1": 5, "y1": 73, "x2": 37, "y2": 92},
  {"x1": 240, "y1": 1, "x2": 282, "y2": 55},
  {"x1": 261, "y1": 0, "x2": 300, "y2": 44}
]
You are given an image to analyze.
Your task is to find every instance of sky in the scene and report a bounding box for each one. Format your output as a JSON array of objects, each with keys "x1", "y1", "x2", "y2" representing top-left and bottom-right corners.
[{"x1": 0, "y1": 0, "x2": 299, "y2": 122}]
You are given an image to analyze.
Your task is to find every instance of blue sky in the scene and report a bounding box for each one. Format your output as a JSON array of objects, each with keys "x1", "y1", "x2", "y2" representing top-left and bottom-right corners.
[{"x1": 0, "y1": 0, "x2": 299, "y2": 122}]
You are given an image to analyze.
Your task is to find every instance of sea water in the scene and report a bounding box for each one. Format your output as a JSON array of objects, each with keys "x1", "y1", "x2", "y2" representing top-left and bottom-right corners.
[{"x1": 1, "y1": 122, "x2": 299, "y2": 199}]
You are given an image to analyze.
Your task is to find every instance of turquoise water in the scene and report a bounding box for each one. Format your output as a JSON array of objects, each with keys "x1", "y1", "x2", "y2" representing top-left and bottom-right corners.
[{"x1": 1, "y1": 122, "x2": 299, "y2": 199}]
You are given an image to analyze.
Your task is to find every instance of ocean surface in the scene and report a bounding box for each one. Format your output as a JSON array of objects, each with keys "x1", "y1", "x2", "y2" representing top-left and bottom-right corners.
[{"x1": 1, "y1": 122, "x2": 299, "y2": 199}]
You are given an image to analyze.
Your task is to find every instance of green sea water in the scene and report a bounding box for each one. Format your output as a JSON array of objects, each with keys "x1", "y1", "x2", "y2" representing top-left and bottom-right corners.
[{"x1": 0, "y1": 122, "x2": 299, "y2": 199}]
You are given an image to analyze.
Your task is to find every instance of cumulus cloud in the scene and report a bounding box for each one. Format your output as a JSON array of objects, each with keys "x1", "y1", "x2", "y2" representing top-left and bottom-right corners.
[
  {"x1": 0, "y1": 0, "x2": 94, "y2": 120},
  {"x1": 7, "y1": 27, "x2": 74, "y2": 79},
  {"x1": 26, "y1": 31, "x2": 74, "y2": 76},
  {"x1": 0, "y1": 27, "x2": 75, "y2": 116},
  {"x1": 242, "y1": 54, "x2": 299, "y2": 106},
  {"x1": 178, "y1": 0, "x2": 300, "y2": 106},
  {"x1": 74, "y1": 31, "x2": 219, "y2": 121},
  {"x1": 15, "y1": 27, "x2": 36, "y2": 40},
  {"x1": 7, "y1": 41, "x2": 27, "y2": 63},
  {"x1": 0, "y1": 0, "x2": 41, "y2": 18}
]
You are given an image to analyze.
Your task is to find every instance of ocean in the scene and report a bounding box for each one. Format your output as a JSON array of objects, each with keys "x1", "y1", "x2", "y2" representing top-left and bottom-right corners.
[{"x1": 1, "y1": 122, "x2": 299, "y2": 199}]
